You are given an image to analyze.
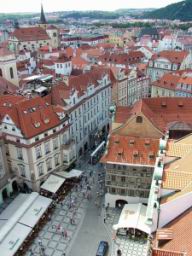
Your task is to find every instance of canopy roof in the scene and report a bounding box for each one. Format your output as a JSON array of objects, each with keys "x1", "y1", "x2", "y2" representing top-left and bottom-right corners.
[
  {"x1": 40, "y1": 174, "x2": 65, "y2": 193},
  {"x1": 0, "y1": 192, "x2": 52, "y2": 256},
  {"x1": 113, "y1": 203, "x2": 152, "y2": 234},
  {"x1": 56, "y1": 169, "x2": 83, "y2": 179}
]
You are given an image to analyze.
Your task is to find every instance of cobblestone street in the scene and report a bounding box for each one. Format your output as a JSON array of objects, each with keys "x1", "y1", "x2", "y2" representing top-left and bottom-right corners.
[{"x1": 22, "y1": 156, "x2": 150, "y2": 256}]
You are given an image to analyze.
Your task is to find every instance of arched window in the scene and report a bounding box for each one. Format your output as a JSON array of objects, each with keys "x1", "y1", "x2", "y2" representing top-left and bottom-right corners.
[
  {"x1": 0, "y1": 68, "x2": 2, "y2": 77},
  {"x1": 10, "y1": 67, "x2": 14, "y2": 79},
  {"x1": 136, "y1": 116, "x2": 143, "y2": 123}
]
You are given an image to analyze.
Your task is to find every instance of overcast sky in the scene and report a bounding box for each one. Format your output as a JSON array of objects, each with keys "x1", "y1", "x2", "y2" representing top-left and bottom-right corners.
[{"x1": 0, "y1": 0, "x2": 182, "y2": 13}]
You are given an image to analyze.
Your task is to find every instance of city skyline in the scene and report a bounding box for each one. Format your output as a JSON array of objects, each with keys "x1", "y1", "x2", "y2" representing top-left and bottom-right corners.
[{"x1": 0, "y1": 0, "x2": 182, "y2": 13}]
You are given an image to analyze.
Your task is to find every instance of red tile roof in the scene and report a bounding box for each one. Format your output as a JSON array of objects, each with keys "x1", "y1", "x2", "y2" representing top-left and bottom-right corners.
[
  {"x1": 100, "y1": 51, "x2": 144, "y2": 65},
  {"x1": 152, "y1": 50, "x2": 189, "y2": 64},
  {"x1": 0, "y1": 95, "x2": 66, "y2": 138},
  {"x1": 152, "y1": 73, "x2": 181, "y2": 90},
  {"x1": 11, "y1": 27, "x2": 50, "y2": 41},
  {"x1": 153, "y1": 208, "x2": 192, "y2": 256},
  {"x1": 101, "y1": 134, "x2": 159, "y2": 165},
  {"x1": 115, "y1": 98, "x2": 192, "y2": 133}
]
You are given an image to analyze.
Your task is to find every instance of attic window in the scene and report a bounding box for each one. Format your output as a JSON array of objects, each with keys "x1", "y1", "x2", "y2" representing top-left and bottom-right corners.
[
  {"x1": 136, "y1": 116, "x2": 143, "y2": 123},
  {"x1": 161, "y1": 101, "x2": 167, "y2": 107},
  {"x1": 178, "y1": 101, "x2": 183, "y2": 107},
  {"x1": 149, "y1": 152, "x2": 155, "y2": 159},
  {"x1": 133, "y1": 150, "x2": 139, "y2": 157},
  {"x1": 44, "y1": 118, "x2": 50, "y2": 124},
  {"x1": 129, "y1": 139, "x2": 135, "y2": 145},
  {"x1": 34, "y1": 122, "x2": 40, "y2": 128},
  {"x1": 145, "y1": 139, "x2": 150, "y2": 146},
  {"x1": 114, "y1": 139, "x2": 120, "y2": 144}
]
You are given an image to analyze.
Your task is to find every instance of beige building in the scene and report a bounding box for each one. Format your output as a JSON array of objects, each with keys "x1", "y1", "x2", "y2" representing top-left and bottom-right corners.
[
  {"x1": 50, "y1": 68, "x2": 112, "y2": 156},
  {"x1": 8, "y1": 27, "x2": 51, "y2": 52},
  {"x1": 0, "y1": 137, "x2": 17, "y2": 205},
  {"x1": 111, "y1": 67, "x2": 150, "y2": 107},
  {"x1": 0, "y1": 95, "x2": 76, "y2": 192},
  {"x1": 46, "y1": 25, "x2": 60, "y2": 49},
  {"x1": 0, "y1": 48, "x2": 19, "y2": 86}
]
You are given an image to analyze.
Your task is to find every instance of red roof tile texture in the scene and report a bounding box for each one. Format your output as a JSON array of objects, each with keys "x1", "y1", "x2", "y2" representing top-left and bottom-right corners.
[
  {"x1": 12, "y1": 27, "x2": 50, "y2": 41},
  {"x1": 154, "y1": 208, "x2": 192, "y2": 256},
  {"x1": 100, "y1": 51, "x2": 144, "y2": 65},
  {"x1": 152, "y1": 50, "x2": 189, "y2": 64},
  {"x1": 0, "y1": 95, "x2": 66, "y2": 138},
  {"x1": 101, "y1": 134, "x2": 159, "y2": 165},
  {"x1": 115, "y1": 98, "x2": 192, "y2": 133}
]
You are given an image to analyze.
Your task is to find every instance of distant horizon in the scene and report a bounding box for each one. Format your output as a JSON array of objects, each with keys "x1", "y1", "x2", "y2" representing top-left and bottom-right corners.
[{"x1": 0, "y1": 0, "x2": 182, "y2": 14}]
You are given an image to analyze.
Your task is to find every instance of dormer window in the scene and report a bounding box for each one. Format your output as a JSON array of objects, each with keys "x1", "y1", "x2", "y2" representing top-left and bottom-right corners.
[
  {"x1": 136, "y1": 116, "x2": 143, "y2": 123},
  {"x1": 34, "y1": 122, "x2": 40, "y2": 128},
  {"x1": 44, "y1": 118, "x2": 50, "y2": 124}
]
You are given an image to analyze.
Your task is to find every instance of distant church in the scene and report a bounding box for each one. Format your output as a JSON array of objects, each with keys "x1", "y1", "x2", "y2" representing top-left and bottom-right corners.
[{"x1": 39, "y1": 4, "x2": 48, "y2": 29}]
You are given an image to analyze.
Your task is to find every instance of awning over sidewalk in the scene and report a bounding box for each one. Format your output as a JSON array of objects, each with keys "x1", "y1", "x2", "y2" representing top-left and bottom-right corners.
[
  {"x1": 56, "y1": 169, "x2": 83, "y2": 179},
  {"x1": 19, "y1": 195, "x2": 52, "y2": 228},
  {"x1": 113, "y1": 203, "x2": 152, "y2": 234},
  {"x1": 0, "y1": 223, "x2": 32, "y2": 256},
  {"x1": 0, "y1": 192, "x2": 52, "y2": 256},
  {"x1": 40, "y1": 174, "x2": 65, "y2": 193}
]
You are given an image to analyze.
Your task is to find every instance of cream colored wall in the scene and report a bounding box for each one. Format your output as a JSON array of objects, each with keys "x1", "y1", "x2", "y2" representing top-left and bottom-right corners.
[
  {"x1": 113, "y1": 114, "x2": 163, "y2": 139},
  {"x1": 0, "y1": 59, "x2": 19, "y2": 86},
  {"x1": 151, "y1": 85, "x2": 175, "y2": 97},
  {"x1": 46, "y1": 29, "x2": 59, "y2": 48}
]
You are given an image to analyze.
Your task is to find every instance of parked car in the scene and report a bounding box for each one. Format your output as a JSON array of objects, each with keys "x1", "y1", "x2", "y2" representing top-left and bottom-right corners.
[{"x1": 96, "y1": 241, "x2": 109, "y2": 256}]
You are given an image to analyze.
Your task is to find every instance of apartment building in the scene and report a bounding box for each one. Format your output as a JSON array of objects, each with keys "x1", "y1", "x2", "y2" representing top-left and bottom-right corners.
[
  {"x1": 50, "y1": 68, "x2": 112, "y2": 156},
  {"x1": 111, "y1": 67, "x2": 150, "y2": 106},
  {"x1": 151, "y1": 70, "x2": 192, "y2": 97},
  {"x1": 0, "y1": 95, "x2": 76, "y2": 192},
  {"x1": 147, "y1": 50, "x2": 192, "y2": 82},
  {"x1": 101, "y1": 97, "x2": 192, "y2": 207}
]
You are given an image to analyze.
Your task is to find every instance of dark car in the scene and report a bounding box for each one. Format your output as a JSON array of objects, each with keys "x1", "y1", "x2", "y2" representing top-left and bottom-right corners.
[{"x1": 96, "y1": 241, "x2": 109, "y2": 256}]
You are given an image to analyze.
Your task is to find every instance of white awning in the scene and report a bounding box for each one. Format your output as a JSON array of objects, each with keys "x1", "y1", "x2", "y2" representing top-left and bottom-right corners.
[
  {"x1": 0, "y1": 223, "x2": 32, "y2": 256},
  {"x1": 56, "y1": 169, "x2": 83, "y2": 179},
  {"x1": 0, "y1": 194, "x2": 28, "y2": 220},
  {"x1": 113, "y1": 203, "x2": 152, "y2": 234},
  {"x1": 0, "y1": 192, "x2": 53, "y2": 256},
  {"x1": 19, "y1": 195, "x2": 52, "y2": 228},
  {"x1": 40, "y1": 174, "x2": 65, "y2": 193}
]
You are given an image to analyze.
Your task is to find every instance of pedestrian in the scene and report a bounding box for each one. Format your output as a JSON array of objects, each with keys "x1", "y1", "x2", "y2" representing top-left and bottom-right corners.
[
  {"x1": 70, "y1": 217, "x2": 73, "y2": 225},
  {"x1": 104, "y1": 218, "x2": 106, "y2": 223},
  {"x1": 29, "y1": 249, "x2": 34, "y2": 256},
  {"x1": 57, "y1": 224, "x2": 61, "y2": 232},
  {"x1": 38, "y1": 239, "x2": 42, "y2": 246},
  {"x1": 64, "y1": 229, "x2": 68, "y2": 239}
]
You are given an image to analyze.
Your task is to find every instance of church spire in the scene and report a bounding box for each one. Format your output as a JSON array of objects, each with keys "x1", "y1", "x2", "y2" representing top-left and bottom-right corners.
[{"x1": 40, "y1": 4, "x2": 47, "y2": 24}]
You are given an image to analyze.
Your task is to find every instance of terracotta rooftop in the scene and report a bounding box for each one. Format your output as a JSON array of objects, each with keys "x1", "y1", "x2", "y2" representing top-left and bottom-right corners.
[
  {"x1": 162, "y1": 134, "x2": 192, "y2": 202},
  {"x1": 153, "y1": 208, "x2": 192, "y2": 256},
  {"x1": 114, "y1": 98, "x2": 192, "y2": 134},
  {"x1": 152, "y1": 50, "x2": 189, "y2": 64},
  {"x1": 101, "y1": 134, "x2": 159, "y2": 166},
  {"x1": 99, "y1": 51, "x2": 144, "y2": 65},
  {"x1": 11, "y1": 27, "x2": 50, "y2": 41},
  {"x1": 0, "y1": 95, "x2": 66, "y2": 139}
]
